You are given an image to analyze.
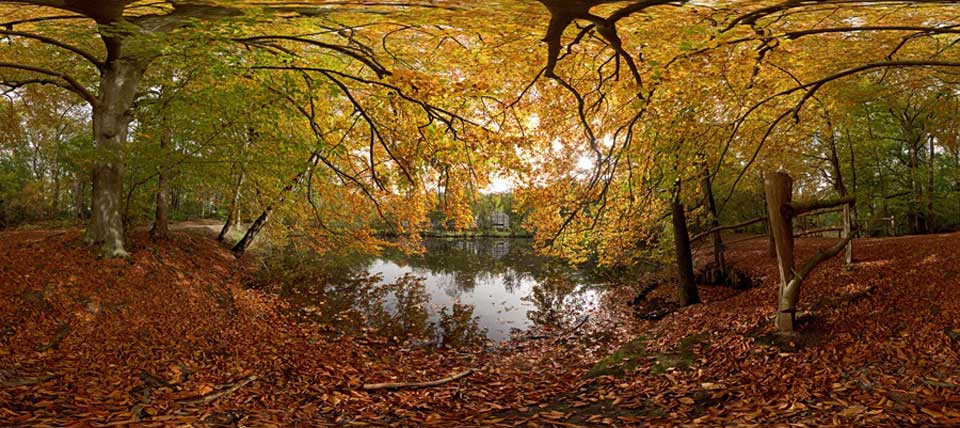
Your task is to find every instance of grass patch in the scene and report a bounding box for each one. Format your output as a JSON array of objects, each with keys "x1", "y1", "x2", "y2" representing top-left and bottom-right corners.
[
  {"x1": 588, "y1": 333, "x2": 708, "y2": 378},
  {"x1": 587, "y1": 337, "x2": 649, "y2": 378}
]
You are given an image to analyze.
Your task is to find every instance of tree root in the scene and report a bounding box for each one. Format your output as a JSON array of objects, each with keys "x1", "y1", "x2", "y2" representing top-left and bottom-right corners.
[
  {"x1": 37, "y1": 322, "x2": 70, "y2": 352},
  {"x1": 176, "y1": 375, "x2": 257, "y2": 406},
  {"x1": 363, "y1": 369, "x2": 474, "y2": 391}
]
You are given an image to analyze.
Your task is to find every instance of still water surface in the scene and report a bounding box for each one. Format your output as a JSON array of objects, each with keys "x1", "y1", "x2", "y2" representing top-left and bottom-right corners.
[{"x1": 274, "y1": 238, "x2": 605, "y2": 345}]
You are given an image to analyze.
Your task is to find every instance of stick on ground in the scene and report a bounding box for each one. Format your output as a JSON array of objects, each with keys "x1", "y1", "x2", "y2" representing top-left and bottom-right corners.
[
  {"x1": 176, "y1": 375, "x2": 257, "y2": 405},
  {"x1": 363, "y1": 369, "x2": 474, "y2": 391}
]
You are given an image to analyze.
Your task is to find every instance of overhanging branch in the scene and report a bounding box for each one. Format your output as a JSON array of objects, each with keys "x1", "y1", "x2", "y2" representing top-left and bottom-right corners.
[
  {"x1": 0, "y1": 29, "x2": 103, "y2": 69},
  {"x1": 235, "y1": 35, "x2": 390, "y2": 78},
  {"x1": 0, "y1": 62, "x2": 97, "y2": 105}
]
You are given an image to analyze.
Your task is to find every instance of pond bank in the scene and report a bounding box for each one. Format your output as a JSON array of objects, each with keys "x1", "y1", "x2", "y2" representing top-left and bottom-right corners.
[
  {"x1": 0, "y1": 229, "x2": 624, "y2": 427},
  {"x1": 3, "y1": 229, "x2": 959, "y2": 427}
]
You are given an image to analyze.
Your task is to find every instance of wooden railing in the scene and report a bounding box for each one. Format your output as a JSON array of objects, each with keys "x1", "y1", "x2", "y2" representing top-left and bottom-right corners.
[{"x1": 764, "y1": 172, "x2": 855, "y2": 334}]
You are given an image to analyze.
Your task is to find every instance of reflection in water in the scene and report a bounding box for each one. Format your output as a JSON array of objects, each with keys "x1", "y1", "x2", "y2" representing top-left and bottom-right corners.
[{"x1": 260, "y1": 238, "x2": 602, "y2": 345}]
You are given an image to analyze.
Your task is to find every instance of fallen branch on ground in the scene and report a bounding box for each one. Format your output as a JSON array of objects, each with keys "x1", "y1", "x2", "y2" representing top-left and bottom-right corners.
[
  {"x1": 175, "y1": 375, "x2": 257, "y2": 405},
  {"x1": 363, "y1": 369, "x2": 474, "y2": 391},
  {"x1": 0, "y1": 373, "x2": 56, "y2": 388},
  {"x1": 33, "y1": 231, "x2": 68, "y2": 243}
]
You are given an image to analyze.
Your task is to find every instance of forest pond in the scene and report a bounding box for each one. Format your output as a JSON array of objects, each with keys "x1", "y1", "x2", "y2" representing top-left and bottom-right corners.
[{"x1": 265, "y1": 238, "x2": 606, "y2": 346}]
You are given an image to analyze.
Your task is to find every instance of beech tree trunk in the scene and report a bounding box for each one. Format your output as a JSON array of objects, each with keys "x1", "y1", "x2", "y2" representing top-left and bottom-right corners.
[
  {"x1": 876, "y1": 148, "x2": 889, "y2": 220},
  {"x1": 908, "y1": 132, "x2": 925, "y2": 234},
  {"x1": 847, "y1": 131, "x2": 859, "y2": 220},
  {"x1": 843, "y1": 204, "x2": 852, "y2": 264},
  {"x1": 927, "y1": 135, "x2": 935, "y2": 232},
  {"x1": 826, "y1": 132, "x2": 852, "y2": 264},
  {"x1": 150, "y1": 127, "x2": 170, "y2": 240},
  {"x1": 764, "y1": 172, "x2": 796, "y2": 333},
  {"x1": 52, "y1": 143, "x2": 61, "y2": 218},
  {"x1": 218, "y1": 171, "x2": 244, "y2": 242},
  {"x1": 955, "y1": 148, "x2": 960, "y2": 226},
  {"x1": 85, "y1": 59, "x2": 145, "y2": 258},
  {"x1": 759, "y1": 173, "x2": 776, "y2": 257},
  {"x1": 232, "y1": 151, "x2": 320, "y2": 256},
  {"x1": 74, "y1": 178, "x2": 86, "y2": 222},
  {"x1": 701, "y1": 164, "x2": 725, "y2": 274},
  {"x1": 671, "y1": 181, "x2": 700, "y2": 306},
  {"x1": 232, "y1": 207, "x2": 270, "y2": 255}
]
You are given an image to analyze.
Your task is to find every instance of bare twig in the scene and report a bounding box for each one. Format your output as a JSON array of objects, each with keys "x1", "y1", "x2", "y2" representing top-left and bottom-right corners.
[
  {"x1": 363, "y1": 369, "x2": 474, "y2": 391},
  {"x1": 175, "y1": 375, "x2": 257, "y2": 406}
]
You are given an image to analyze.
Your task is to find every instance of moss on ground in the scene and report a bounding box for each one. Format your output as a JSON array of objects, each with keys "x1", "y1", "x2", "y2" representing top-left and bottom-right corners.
[{"x1": 588, "y1": 333, "x2": 708, "y2": 378}]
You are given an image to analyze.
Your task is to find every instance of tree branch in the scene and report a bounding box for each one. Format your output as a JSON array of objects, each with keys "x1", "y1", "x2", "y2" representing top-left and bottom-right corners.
[
  {"x1": 788, "y1": 195, "x2": 855, "y2": 216},
  {"x1": 0, "y1": 29, "x2": 103, "y2": 69},
  {"x1": 235, "y1": 35, "x2": 390, "y2": 78},
  {"x1": 783, "y1": 233, "x2": 855, "y2": 298},
  {"x1": 0, "y1": 62, "x2": 97, "y2": 105}
]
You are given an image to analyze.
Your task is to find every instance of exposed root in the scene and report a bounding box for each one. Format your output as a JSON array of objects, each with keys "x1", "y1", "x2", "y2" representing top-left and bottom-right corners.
[{"x1": 37, "y1": 322, "x2": 71, "y2": 352}]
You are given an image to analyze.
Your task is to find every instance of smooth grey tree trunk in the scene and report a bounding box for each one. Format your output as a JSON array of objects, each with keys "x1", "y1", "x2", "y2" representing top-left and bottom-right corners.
[
  {"x1": 150, "y1": 128, "x2": 170, "y2": 240},
  {"x1": 85, "y1": 60, "x2": 145, "y2": 257},
  {"x1": 825, "y1": 130, "x2": 852, "y2": 264},
  {"x1": 928, "y1": 135, "x2": 935, "y2": 232},
  {"x1": 218, "y1": 171, "x2": 244, "y2": 242},
  {"x1": 701, "y1": 164, "x2": 724, "y2": 275},
  {"x1": 232, "y1": 152, "x2": 320, "y2": 256}
]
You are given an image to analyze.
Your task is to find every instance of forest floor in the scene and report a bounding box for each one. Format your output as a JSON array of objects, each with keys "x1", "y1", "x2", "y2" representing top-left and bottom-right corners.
[{"x1": 1, "y1": 229, "x2": 959, "y2": 427}]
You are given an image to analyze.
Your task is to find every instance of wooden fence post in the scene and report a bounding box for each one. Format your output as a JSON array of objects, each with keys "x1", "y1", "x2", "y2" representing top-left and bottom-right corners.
[{"x1": 764, "y1": 172, "x2": 796, "y2": 333}]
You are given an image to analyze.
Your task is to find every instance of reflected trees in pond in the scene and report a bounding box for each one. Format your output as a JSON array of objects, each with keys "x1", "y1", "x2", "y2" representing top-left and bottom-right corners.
[
  {"x1": 438, "y1": 302, "x2": 485, "y2": 348},
  {"x1": 523, "y1": 261, "x2": 583, "y2": 328},
  {"x1": 258, "y1": 238, "x2": 602, "y2": 345}
]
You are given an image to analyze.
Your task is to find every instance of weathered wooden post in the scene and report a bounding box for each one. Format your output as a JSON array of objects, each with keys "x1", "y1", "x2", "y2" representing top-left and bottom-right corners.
[{"x1": 763, "y1": 172, "x2": 797, "y2": 332}]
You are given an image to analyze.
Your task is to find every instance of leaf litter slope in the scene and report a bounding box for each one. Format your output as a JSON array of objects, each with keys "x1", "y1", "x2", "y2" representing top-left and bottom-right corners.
[
  {"x1": 0, "y1": 230, "x2": 958, "y2": 427},
  {"x1": 0, "y1": 230, "x2": 616, "y2": 427}
]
